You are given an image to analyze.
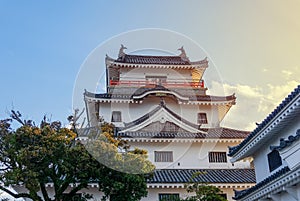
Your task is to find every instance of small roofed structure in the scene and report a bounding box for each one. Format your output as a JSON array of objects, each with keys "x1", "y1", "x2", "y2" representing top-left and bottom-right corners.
[{"x1": 229, "y1": 85, "x2": 300, "y2": 201}]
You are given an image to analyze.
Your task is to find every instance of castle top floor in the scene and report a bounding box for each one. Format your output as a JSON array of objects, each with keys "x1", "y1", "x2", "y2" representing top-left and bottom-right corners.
[{"x1": 105, "y1": 45, "x2": 208, "y2": 95}]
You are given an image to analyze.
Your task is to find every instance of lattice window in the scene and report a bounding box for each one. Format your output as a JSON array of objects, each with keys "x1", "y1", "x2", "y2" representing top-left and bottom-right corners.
[
  {"x1": 208, "y1": 152, "x2": 227, "y2": 163},
  {"x1": 62, "y1": 194, "x2": 82, "y2": 201},
  {"x1": 146, "y1": 76, "x2": 167, "y2": 86},
  {"x1": 159, "y1": 193, "x2": 180, "y2": 201},
  {"x1": 198, "y1": 113, "x2": 208, "y2": 124},
  {"x1": 268, "y1": 150, "x2": 282, "y2": 172},
  {"x1": 155, "y1": 151, "x2": 173, "y2": 162},
  {"x1": 111, "y1": 111, "x2": 122, "y2": 122}
]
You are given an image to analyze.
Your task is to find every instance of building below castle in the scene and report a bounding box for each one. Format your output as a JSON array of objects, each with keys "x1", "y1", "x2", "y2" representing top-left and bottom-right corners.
[{"x1": 229, "y1": 85, "x2": 300, "y2": 201}]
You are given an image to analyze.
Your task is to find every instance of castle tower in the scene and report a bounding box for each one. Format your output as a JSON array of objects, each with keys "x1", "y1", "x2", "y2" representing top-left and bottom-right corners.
[{"x1": 84, "y1": 46, "x2": 255, "y2": 201}]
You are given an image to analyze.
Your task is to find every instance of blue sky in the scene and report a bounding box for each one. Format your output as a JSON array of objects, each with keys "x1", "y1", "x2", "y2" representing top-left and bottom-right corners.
[{"x1": 1, "y1": 1, "x2": 300, "y2": 130}]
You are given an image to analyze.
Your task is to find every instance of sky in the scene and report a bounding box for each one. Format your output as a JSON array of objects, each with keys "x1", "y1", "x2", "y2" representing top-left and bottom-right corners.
[{"x1": 0, "y1": 1, "x2": 300, "y2": 131}]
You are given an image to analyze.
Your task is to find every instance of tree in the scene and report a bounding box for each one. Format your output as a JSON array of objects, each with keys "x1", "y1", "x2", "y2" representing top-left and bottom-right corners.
[
  {"x1": 0, "y1": 111, "x2": 155, "y2": 201},
  {"x1": 83, "y1": 121, "x2": 155, "y2": 201},
  {"x1": 180, "y1": 172, "x2": 227, "y2": 201}
]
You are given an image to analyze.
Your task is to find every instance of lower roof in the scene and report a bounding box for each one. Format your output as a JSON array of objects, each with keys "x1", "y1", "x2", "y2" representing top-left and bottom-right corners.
[
  {"x1": 148, "y1": 169, "x2": 255, "y2": 184},
  {"x1": 233, "y1": 166, "x2": 290, "y2": 200},
  {"x1": 117, "y1": 127, "x2": 250, "y2": 139}
]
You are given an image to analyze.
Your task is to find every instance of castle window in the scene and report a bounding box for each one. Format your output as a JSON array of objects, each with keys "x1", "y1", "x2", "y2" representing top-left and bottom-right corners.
[
  {"x1": 146, "y1": 76, "x2": 167, "y2": 86},
  {"x1": 209, "y1": 152, "x2": 227, "y2": 163},
  {"x1": 155, "y1": 151, "x2": 173, "y2": 162},
  {"x1": 159, "y1": 193, "x2": 179, "y2": 201},
  {"x1": 62, "y1": 194, "x2": 82, "y2": 201},
  {"x1": 268, "y1": 150, "x2": 282, "y2": 172},
  {"x1": 198, "y1": 113, "x2": 208, "y2": 124},
  {"x1": 111, "y1": 111, "x2": 122, "y2": 122}
]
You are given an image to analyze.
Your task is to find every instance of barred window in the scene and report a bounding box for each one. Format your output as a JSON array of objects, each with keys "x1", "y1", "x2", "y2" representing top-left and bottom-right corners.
[
  {"x1": 268, "y1": 150, "x2": 282, "y2": 172},
  {"x1": 146, "y1": 76, "x2": 167, "y2": 86},
  {"x1": 111, "y1": 111, "x2": 122, "y2": 122},
  {"x1": 62, "y1": 194, "x2": 82, "y2": 201},
  {"x1": 155, "y1": 151, "x2": 173, "y2": 162},
  {"x1": 209, "y1": 152, "x2": 227, "y2": 163},
  {"x1": 159, "y1": 193, "x2": 180, "y2": 201},
  {"x1": 198, "y1": 113, "x2": 208, "y2": 124}
]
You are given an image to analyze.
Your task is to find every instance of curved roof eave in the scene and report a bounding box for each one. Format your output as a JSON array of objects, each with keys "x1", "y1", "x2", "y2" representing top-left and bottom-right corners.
[{"x1": 84, "y1": 90, "x2": 236, "y2": 105}]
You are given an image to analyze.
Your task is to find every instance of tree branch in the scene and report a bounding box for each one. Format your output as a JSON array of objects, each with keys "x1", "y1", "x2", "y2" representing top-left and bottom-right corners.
[
  {"x1": 67, "y1": 182, "x2": 89, "y2": 198},
  {"x1": 10, "y1": 110, "x2": 24, "y2": 125},
  {"x1": 0, "y1": 186, "x2": 31, "y2": 199},
  {"x1": 40, "y1": 182, "x2": 51, "y2": 201}
]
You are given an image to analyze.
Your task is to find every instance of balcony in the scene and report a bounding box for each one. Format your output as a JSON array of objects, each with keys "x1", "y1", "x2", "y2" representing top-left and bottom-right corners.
[{"x1": 109, "y1": 79, "x2": 205, "y2": 89}]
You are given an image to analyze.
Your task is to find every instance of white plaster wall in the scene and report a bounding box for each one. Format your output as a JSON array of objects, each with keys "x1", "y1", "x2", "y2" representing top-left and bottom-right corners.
[
  {"x1": 87, "y1": 101, "x2": 99, "y2": 126},
  {"x1": 97, "y1": 97, "x2": 221, "y2": 128},
  {"x1": 253, "y1": 115, "x2": 300, "y2": 183},
  {"x1": 129, "y1": 141, "x2": 250, "y2": 169},
  {"x1": 14, "y1": 186, "x2": 241, "y2": 201},
  {"x1": 280, "y1": 140, "x2": 300, "y2": 170},
  {"x1": 119, "y1": 68, "x2": 193, "y2": 82},
  {"x1": 144, "y1": 187, "x2": 245, "y2": 201}
]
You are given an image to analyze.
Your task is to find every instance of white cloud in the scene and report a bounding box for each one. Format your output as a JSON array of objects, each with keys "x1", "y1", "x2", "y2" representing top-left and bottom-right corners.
[
  {"x1": 282, "y1": 70, "x2": 293, "y2": 79},
  {"x1": 235, "y1": 84, "x2": 263, "y2": 98},
  {"x1": 266, "y1": 80, "x2": 299, "y2": 101},
  {"x1": 211, "y1": 79, "x2": 300, "y2": 131}
]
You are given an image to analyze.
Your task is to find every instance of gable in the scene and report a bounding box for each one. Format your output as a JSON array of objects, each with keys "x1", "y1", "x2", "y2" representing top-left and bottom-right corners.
[
  {"x1": 120, "y1": 104, "x2": 202, "y2": 133},
  {"x1": 137, "y1": 121, "x2": 190, "y2": 133}
]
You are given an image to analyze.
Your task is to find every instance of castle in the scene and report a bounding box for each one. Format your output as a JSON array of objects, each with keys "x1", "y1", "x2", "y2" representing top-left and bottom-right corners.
[{"x1": 84, "y1": 45, "x2": 255, "y2": 200}]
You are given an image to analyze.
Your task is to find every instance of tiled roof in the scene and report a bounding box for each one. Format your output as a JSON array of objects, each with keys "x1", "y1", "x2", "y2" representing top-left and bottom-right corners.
[
  {"x1": 270, "y1": 129, "x2": 300, "y2": 151},
  {"x1": 132, "y1": 85, "x2": 170, "y2": 97},
  {"x1": 233, "y1": 166, "x2": 290, "y2": 200},
  {"x1": 117, "y1": 131, "x2": 205, "y2": 138},
  {"x1": 84, "y1": 91, "x2": 131, "y2": 99},
  {"x1": 201, "y1": 127, "x2": 250, "y2": 139},
  {"x1": 117, "y1": 127, "x2": 250, "y2": 139},
  {"x1": 133, "y1": 87, "x2": 236, "y2": 102},
  {"x1": 84, "y1": 88, "x2": 236, "y2": 102},
  {"x1": 115, "y1": 54, "x2": 207, "y2": 65},
  {"x1": 148, "y1": 169, "x2": 256, "y2": 184},
  {"x1": 228, "y1": 85, "x2": 300, "y2": 157},
  {"x1": 193, "y1": 94, "x2": 236, "y2": 102}
]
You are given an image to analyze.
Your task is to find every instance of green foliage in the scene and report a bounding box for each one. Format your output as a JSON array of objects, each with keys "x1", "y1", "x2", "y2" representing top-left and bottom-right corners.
[
  {"x1": 0, "y1": 111, "x2": 155, "y2": 201},
  {"x1": 180, "y1": 172, "x2": 227, "y2": 201}
]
